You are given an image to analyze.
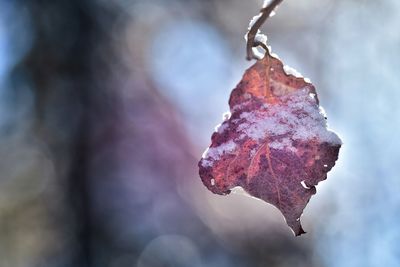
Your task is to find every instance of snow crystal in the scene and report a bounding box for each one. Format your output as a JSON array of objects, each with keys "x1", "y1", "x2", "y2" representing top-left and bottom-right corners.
[
  {"x1": 201, "y1": 159, "x2": 212, "y2": 168},
  {"x1": 300, "y1": 180, "x2": 310, "y2": 189},
  {"x1": 237, "y1": 111, "x2": 288, "y2": 140},
  {"x1": 248, "y1": 13, "x2": 262, "y2": 29},
  {"x1": 269, "y1": 137, "x2": 297, "y2": 152},
  {"x1": 214, "y1": 122, "x2": 228, "y2": 134},
  {"x1": 213, "y1": 111, "x2": 231, "y2": 134},
  {"x1": 304, "y1": 77, "x2": 312, "y2": 83},
  {"x1": 232, "y1": 100, "x2": 252, "y2": 112},
  {"x1": 249, "y1": 148, "x2": 257, "y2": 157},
  {"x1": 234, "y1": 87, "x2": 342, "y2": 150},
  {"x1": 254, "y1": 33, "x2": 268, "y2": 45},
  {"x1": 201, "y1": 147, "x2": 210, "y2": 159},
  {"x1": 319, "y1": 106, "x2": 327, "y2": 118},
  {"x1": 201, "y1": 140, "x2": 237, "y2": 167},
  {"x1": 222, "y1": 111, "x2": 231, "y2": 120},
  {"x1": 262, "y1": 0, "x2": 279, "y2": 9},
  {"x1": 283, "y1": 65, "x2": 303, "y2": 78},
  {"x1": 283, "y1": 65, "x2": 312, "y2": 84}
]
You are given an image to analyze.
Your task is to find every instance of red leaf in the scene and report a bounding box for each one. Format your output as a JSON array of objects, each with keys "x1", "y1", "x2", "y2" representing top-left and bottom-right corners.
[{"x1": 199, "y1": 54, "x2": 341, "y2": 236}]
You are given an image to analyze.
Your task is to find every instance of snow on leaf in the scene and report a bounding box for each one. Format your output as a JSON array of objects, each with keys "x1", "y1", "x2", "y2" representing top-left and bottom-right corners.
[{"x1": 199, "y1": 53, "x2": 341, "y2": 236}]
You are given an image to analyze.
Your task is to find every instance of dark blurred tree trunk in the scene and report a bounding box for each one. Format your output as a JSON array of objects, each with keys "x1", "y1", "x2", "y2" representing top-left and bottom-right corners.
[{"x1": 20, "y1": 1, "x2": 112, "y2": 266}]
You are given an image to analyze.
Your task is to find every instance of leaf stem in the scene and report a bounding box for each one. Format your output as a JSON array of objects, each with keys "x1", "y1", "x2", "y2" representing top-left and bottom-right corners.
[{"x1": 246, "y1": 0, "x2": 283, "y2": 60}]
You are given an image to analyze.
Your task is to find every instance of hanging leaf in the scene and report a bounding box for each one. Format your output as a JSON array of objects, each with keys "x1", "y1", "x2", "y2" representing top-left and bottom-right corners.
[{"x1": 198, "y1": 53, "x2": 341, "y2": 236}]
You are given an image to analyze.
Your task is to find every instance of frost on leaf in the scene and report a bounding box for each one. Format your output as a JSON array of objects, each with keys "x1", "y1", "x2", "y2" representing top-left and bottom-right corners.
[{"x1": 198, "y1": 54, "x2": 341, "y2": 236}]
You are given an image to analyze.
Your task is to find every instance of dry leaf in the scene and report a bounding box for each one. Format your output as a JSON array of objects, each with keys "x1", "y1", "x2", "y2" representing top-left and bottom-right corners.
[{"x1": 199, "y1": 53, "x2": 341, "y2": 236}]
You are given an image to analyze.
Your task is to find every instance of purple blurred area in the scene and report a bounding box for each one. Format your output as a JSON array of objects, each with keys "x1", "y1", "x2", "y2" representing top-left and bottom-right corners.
[{"x1": 0, "y1": 0, "x2": 399, "y2": 267}]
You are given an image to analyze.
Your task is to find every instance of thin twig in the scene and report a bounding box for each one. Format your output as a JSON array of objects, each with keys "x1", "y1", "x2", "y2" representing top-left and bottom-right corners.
[{"x1": 246, "y1": 0, "x2": 283, "y2": 60}]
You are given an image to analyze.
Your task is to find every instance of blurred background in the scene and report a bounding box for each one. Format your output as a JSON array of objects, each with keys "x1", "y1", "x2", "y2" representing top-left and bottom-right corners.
[{"x1": 0, "y1": 0, "x2": 399, "y2": 266}]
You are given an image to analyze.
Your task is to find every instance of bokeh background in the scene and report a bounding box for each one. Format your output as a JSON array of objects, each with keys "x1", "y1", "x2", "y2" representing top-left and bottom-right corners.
[{"x1": 0, "y1": 0, "x2": 399, "y2": 266}]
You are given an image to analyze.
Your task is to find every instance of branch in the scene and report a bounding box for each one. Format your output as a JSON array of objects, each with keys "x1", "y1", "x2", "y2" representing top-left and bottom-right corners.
[{"x1": 246, "y1": 0, "x2": 283, "y2": 60}]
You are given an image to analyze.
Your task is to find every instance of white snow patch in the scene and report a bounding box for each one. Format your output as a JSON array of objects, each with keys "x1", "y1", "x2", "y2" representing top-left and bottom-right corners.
[
  {"x1": 243, "y1": 93, "x2": 252, "y2": 100},
  {"x1": 237, "y1": 111, "x2": 288, "y2": 140},
  {"x1": 283, "y1": 65, "x2": 312, "y2": 83},
  {"x1": 232, "y1": 100, "x2": 252, "y2": 112},
  {"x1": 304, "y1": 77, "x2": 312, "y2": 83},
  {"x1": 212, "y1": 111, "x2": 231, "y2": 137},
  {"x1": 249, "y1": 148, "x2": 257, "y2": 157},
  {"x1": 283, "y1": 65, "x2": 303, "y2": 78},
  {"x1": 301, "y1": 180, "x2": 310, "y2": 189},
  {"x1": 244, "y1": 31, "x2": 269, "y2": 60},
  {"x1": 214, "y1": 122, "x2": 228, "y2": 134},
  {"x1": 270, "y1": 52, "x2": 280, "y2": 60},
  {"x1": 252, "y1": 45, "x2": 268, "y2": 60},
  {"x1": 269, "y1": 137, "x2": 297, "y2": 152},
  {"x1": 248, "y1": 14, "x2": 262, "y2": 29},
  {"x1": 263, "y1": 0, "x2": 280, "y2": 9},
  {"x1": 222, "y1": 111, "x2": 231, "y2": 120},
  {"x1": 319, "y1": 106, "x2": 327, "y2": 118},
  {"x1": 234, "y1": 87, "x2": 342, "y2": 150},
  {"x1": 201, "y1": 140, "x2": 237, "y2": 167},
  {"x1": 254, "y1": 33, "x2": 268, "y2": 45},
  {"x1": 201, "y1": 147, "x2": 210, "y2": 159}
]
